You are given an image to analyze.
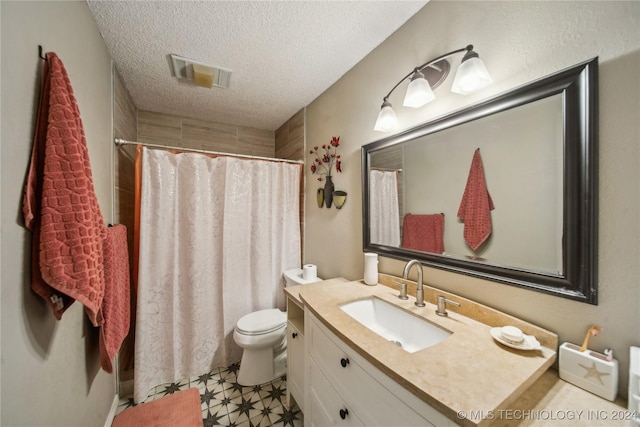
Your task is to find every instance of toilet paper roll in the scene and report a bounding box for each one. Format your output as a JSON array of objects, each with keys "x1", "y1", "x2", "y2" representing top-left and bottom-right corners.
[{"x1": 303, "y1": 264, "x2": 318, "y2": 280}]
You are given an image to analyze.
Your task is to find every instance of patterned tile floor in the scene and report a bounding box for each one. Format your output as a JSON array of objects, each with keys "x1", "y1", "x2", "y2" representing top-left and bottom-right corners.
[{"x1": 116, "y1": 362, "x2": 303, "y2": 427}]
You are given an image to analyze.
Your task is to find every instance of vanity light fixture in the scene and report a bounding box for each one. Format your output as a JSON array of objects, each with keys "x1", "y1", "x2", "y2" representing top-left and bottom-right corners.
[{"x1": 374, "y1": 45, "x2": 492, "y2": 132}]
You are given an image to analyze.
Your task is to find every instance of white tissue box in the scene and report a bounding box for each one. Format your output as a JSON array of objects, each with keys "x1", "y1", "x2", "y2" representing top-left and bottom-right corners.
[{"x1": 559, "y1": 342, "x2": 618, "y2": 401}]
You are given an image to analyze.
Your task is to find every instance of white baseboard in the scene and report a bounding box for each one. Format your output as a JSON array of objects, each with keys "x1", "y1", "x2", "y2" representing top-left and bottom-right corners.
[{"x1": 104, "y1": 394, "x2": 120, "y2": 427}]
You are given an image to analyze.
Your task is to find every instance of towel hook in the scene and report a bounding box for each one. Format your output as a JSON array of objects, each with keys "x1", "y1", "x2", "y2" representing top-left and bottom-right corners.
[{"x1": 38, "y1": 45, "x2": 46, "y2": 61}]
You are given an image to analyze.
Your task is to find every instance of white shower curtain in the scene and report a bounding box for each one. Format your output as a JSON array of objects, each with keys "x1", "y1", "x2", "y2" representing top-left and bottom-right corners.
[
  {"x1": 134, "y1": 147, "x2": 301, "y2": 403},
  {"x1": 369, "y1": 170, "x2": 401, "y2": 246}
]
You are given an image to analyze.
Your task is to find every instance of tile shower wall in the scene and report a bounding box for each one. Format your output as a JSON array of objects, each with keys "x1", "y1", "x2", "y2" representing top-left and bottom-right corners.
[
  {"x1": 137, "y1": 110, "x2": 276, "y2": 157},
  {"x1": 275, "y1": 109, "x2": 305, "y2": 161}
]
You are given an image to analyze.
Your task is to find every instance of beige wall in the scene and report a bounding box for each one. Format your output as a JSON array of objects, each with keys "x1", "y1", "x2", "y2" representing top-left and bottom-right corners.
[
  {"x1": 304, "y1": 1, "x2": 640, "y2": 397},
  {"x1": 1, "y1": 1, "x2": 116, "y2": 425}
]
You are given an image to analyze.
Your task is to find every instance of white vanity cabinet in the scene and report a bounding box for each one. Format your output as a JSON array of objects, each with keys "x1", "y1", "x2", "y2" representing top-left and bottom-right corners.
[
  {"x1": 304, "y1": 310, "x2": 455, "y2": 427},
  {"x1": 286, "y1": 295, "x2": 305, "y2": 409}
]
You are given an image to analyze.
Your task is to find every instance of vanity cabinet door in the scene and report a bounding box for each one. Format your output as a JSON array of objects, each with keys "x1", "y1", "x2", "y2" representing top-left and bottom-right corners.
[
  {"x1": 287, "y1": 321, "x2": 304, "y2": 408},
  {"x1": 307, "y1": 356, "x2": 365, "y2": 427}
]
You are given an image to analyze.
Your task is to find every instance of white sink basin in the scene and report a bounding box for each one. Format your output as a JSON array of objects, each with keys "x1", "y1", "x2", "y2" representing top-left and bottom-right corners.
[{"x1": 340, "y1": 297, "x2": 451, "y2": 353}]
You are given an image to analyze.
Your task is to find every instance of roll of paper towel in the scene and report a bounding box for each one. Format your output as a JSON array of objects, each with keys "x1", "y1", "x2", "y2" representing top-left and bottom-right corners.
[
  {"x1": 303, "y1": 264, "x2": 318, "y2": 280},
  {"x1": 364, "y1": 253, "x2": 378, "y2": 285}
]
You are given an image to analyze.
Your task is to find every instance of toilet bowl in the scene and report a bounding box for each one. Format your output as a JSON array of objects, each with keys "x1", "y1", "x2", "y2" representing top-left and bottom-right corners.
[
  {"x1": 233, "y1": 309, "x2": 287, "y2": 386},
  {"x1": 233, "y1": 267, "x2": 322, "y2": 386}
]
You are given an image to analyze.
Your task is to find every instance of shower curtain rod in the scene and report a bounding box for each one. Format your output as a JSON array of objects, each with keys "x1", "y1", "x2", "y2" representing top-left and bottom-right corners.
[{"x1": 114, "y1": 138, "x2": 304, "y2": 165}]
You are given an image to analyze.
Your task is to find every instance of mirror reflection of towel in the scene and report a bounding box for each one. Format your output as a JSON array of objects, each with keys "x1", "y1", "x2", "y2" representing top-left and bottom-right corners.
[
  {"x1": 457, "y1": 149, "x2": 494, "y2": 251},
  {"x1": 401, "y1": 213, "x2": 445, "y2": 254}
]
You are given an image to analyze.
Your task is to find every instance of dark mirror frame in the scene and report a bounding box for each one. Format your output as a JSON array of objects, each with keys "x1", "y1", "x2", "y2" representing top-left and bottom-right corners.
[{"x1": 362, "y1": 58, "x2": 598, "y2": 304}]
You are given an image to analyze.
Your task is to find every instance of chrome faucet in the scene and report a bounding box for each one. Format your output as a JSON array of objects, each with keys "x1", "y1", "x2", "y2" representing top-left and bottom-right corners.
[{"x1": 402, "y1": 260, "x2": 425, "y2": 307}]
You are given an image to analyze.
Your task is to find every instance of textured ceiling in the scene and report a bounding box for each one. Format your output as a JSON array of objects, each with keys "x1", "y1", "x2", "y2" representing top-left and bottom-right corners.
[{"x1": 87, "y1": 1, "x2": 428, "y2": 131}]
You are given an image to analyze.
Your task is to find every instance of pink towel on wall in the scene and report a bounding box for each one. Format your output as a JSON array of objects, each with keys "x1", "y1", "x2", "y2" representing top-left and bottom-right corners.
[
  {"x1": 457, "y1": 148, "x2": 494, "y2": 251},
  {"x1": 100, "y1": 225, "x2": 131, "y2": 373},
  {"x1": 401, "y1": 213, "x2": 445, "y2": 254},
  {"x1": 22, "y1": 52, "x2": 107, "y2": 326}
]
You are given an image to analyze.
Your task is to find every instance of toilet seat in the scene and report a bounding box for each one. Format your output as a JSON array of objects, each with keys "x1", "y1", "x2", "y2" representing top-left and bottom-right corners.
[{"x1": 236, "y1": 309, "x2": 286, "y2": 336}]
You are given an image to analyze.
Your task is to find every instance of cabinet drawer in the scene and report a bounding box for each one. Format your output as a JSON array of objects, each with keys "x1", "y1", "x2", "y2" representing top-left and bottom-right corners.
[
  {"x1": 308, "y1": 314, "x2": 352, "y2": 387},
  {"x1": 307, "y1": 357, "x2": 365, "y2": 427},
  {"x1": 308, "y1": 314, "x2": 437, "y2": 427}
]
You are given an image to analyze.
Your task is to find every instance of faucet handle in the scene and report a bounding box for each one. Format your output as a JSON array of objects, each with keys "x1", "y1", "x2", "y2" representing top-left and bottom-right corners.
[
  {"x1": 392, "y1": 281, "x2": 409, "y2": 300},
  {"x1": 436, "y1": 295, "x2": 460, "y2": 317}
]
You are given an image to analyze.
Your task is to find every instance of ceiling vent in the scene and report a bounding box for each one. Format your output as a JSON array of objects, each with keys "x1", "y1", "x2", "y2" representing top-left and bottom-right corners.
[{"x1": 170, "y1": 54, "x2": 232, "y2": 89}]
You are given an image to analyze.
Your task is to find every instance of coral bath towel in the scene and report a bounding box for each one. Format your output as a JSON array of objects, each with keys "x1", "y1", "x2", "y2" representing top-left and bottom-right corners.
[
  {"x1": 22, "y1": 52, "x2": 107, "y2": 326},
  {"x1": 401, "y1": 213, "x2": 445, "y2": 254},
  {"x1": 457, "y1": 149, "x2": 494, "y2": 251},
  {"x1": 100, "y1": 225, "x2": 131, "y2": 373}
]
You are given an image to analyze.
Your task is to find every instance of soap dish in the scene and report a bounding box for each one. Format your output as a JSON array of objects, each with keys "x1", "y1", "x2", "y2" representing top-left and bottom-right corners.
[{"x1": 490, "y1": 327, "x2": 541, "y2": 351}]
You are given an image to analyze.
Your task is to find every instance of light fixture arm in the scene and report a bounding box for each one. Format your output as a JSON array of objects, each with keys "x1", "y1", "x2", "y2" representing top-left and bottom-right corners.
[{"x1": 380, "y1": 45, "x2": 474, "y2": 103}]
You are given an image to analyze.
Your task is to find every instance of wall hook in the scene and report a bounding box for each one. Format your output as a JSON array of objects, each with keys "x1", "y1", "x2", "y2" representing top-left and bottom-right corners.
[{"x1": 38, "y1": 45, "x2": 46, "y2": 61}]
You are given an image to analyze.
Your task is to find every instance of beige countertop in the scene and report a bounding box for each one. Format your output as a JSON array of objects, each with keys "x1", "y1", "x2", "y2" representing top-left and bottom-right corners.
[
  {"x1": 498, "y1": 368, "x2": 628, "y2": 426},
  {"x1": 288, "y1": 277, "x2": 559, "y2": 427}
]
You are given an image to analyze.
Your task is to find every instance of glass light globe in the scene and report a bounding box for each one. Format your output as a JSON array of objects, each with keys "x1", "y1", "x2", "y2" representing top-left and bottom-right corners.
[
  {"x1": 451, "y1": 57, "x2": 492, "y2": 95},
  {"x1": 374, "y1": 102, "x2": 398, "y2": 132},
  {"x1": 403, "y1": 72, "x2": 435, "y2": 108}
]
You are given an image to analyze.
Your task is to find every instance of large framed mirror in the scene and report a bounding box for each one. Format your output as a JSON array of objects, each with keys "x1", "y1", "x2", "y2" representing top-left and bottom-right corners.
[{"x1": 362, "y1": 58, "x2": 598, "y2": 304}]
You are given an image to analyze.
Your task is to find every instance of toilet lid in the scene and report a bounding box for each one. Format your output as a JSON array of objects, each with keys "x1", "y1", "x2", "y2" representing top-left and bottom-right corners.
[{"x1": 236, "y1": 309, "x2": 286, "y2": 335}]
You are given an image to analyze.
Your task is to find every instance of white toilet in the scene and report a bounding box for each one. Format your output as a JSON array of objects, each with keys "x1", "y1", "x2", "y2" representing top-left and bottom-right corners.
[{"x1": 233, "y1": 267, "x2": 322, "y2": 386}]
